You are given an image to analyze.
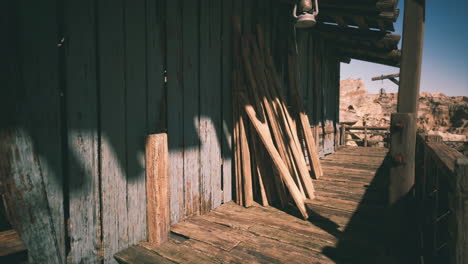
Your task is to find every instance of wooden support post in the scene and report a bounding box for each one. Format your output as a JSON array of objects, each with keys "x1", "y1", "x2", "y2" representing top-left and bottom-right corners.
[
  {"x1": 364, "y1": 122, "x2": 368, "y2": 147},
  {"x1": 146, "y1": 134, "x2": 170, "y2": 246},
  {"x1": 340, "y1": 124, "x2": 346, "y2": 145},
  {"x1": 389, "y1": 113, "x2": 417, "y2": 205},
  {"x1": 390, "y1": 0, "x2": 425, "y2": 203},
  {"x1": 448, "y1": 158, "x2": 468, "y2": 264}
]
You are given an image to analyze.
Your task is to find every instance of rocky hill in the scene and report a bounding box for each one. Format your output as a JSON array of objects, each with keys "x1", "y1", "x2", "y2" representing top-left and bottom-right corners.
[{"x1": 340, "y1": 78, "x2": 468, "y2": 142}]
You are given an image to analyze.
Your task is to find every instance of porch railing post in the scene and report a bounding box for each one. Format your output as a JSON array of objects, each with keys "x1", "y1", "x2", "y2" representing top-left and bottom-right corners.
[
  {"x1": 389, "y1": 0, "x2": 425, "y2": 204},
  {"x1": 448, "y1": 158, "x2": 468, "y2": 264}
]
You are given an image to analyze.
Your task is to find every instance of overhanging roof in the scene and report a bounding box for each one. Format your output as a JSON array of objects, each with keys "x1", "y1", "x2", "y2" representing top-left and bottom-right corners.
[{"x1": 282, "y1": 0, "x2": 402, "y2": 66}]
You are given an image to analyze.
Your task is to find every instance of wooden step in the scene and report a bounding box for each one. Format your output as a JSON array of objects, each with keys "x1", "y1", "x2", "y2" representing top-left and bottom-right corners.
[{"x1": 0, "y1": 229, "x2": 27, "y2": 263}]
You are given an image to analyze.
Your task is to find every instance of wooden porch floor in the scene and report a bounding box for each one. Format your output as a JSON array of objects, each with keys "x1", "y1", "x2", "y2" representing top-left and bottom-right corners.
[{"x1": 116, "y1": 147, "x2": 394, "y2": 264}]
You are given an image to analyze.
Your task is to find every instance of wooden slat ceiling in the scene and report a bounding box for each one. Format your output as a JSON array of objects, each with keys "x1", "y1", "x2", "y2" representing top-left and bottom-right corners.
[
  {"x1": 281, "y1": 0, "x2": 402, "y2": 67},
  {"x1": 316, "y1": 0, "x2": 401, "y2": 67},
  {"x1": 317, "y1": 0, "x2": 400, "y2": 32}
]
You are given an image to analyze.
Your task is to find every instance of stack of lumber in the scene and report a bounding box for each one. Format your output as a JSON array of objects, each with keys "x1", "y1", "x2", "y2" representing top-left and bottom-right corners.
[{"x1": 232, "y1": 17, "x2": 322, "y2": 219}]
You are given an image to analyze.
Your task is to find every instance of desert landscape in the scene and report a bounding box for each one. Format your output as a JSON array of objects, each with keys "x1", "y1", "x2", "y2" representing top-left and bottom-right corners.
[{"x1": 340, "y1": 78, "x2": 467, "y2": 153}]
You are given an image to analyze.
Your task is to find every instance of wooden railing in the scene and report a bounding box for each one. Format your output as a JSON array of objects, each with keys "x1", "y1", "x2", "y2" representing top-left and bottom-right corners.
[
  {"x1": 339, "y1": 124, "x2": 390, "y2": 147},
  {"x1": 415, "y1": 134, "x2": 468, "y2": 264}
]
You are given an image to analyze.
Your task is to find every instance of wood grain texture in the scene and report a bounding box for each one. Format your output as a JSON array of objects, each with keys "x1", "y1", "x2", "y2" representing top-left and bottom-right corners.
[
  {"x1": 240, "y1": 95, "x2": 308, "y2": 219},
  {"x1": 114, "y1": 245, "x2": 175, "y2": 264},
  {"x1": 0, "y1": 130, "x2": 63, "y2": 264},
  {"x1": 389, "y1": 113, "x2": 417, "y2": 205},
  {"x1": 0, "y1": 1, "x2": 65, "y2": 263},
  {"x1": 146, "y1": 134, "x2": 170, "y2": 246},
  {"x1": 98, "y1": 0, "x2": 129, "y2": 262},
  {"x1": 221, "y1": 0, "x2": 234, "y2": 204},
  {"x1": 449, "y1": 158, "x2": 468, "y2": 264},
  {"x1": 182, "y1": 0, "x2": 201, "y2": 218},
  {"x1": 146, "y1": 0, "x2": 166, "y2": 134},
  {"x1": 0, "y1": 230, "x2": 27, "y2": 259},
  {"x1": 124, "y1": 0, "x2": 148, "y2": 246},
  {"x1": 166, "y1": 0, "x2": 185, "y2": 224},
  {"x1": 200, "y1": 0, "x2": 223, "y2": 212},
  {"x1": 65, "y1": 0, "x2": 100, "y2": 262}
]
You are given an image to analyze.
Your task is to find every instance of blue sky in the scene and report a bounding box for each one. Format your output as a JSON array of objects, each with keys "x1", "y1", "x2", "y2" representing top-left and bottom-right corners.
[{"x1": 341, "y1": 1, "x2": 468, "y2": 96}]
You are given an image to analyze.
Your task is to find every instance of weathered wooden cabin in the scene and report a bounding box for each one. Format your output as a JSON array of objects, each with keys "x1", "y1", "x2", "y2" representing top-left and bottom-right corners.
[{"x1": 1, "y1": 0, "x2": 467, "y2": 263}]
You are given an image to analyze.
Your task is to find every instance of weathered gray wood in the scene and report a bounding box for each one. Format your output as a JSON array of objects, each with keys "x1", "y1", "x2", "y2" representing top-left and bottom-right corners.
[
  {"x1": 65, "y1": 0, "x2": 100, "y2": 262},
  {"x1": 98, "y1": 0, "x2": 128, "y2": 262},
  {"x1": 146, "y1": 0, "x2": 166, "y2": 134},
  {"x1": 222, "y1": 0, "x2": 234, "y2": 204},
  {"x1": 114, "y1": 245, "x2": 175, "y2": 264},
  {"x1": 124, "y1": 0, "x2": 148, "y2": 246},
  {"x1": 146, "y1": 134, "x2": 170, "y2": 246},
  {"x1": 0, "y1": 1, "x2": 66, "y2": 263},
  {"x1": 182, "y1": 0, "x2": 201, "y2": 218},
  {"x1": 200, "y1": 0, "x2": 223, "y2": 212},
  {"x1": 0, "y1": 130, "x2": 63, "y2": 264},
  {"x1": 397, "y1": 0, "x2": 425, "y2": 114},
  {"x1": 389, "y1": 113, "x2": 417, "y2": 204},
  {"x1": 449, "y1": 158, "x2": 468, "y2": 264},
  {"x1": 166, "y1": 0, "x2": 185, "y2": 224}
]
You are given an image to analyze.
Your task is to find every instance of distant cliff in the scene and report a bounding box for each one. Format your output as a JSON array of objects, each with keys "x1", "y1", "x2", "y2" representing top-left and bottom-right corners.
[{"x1": 340, "y1": 78, "x2": 468, "y2": 142}]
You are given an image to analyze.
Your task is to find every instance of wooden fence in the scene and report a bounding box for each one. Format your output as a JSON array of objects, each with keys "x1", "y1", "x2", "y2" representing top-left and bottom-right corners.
[
  {"x1": 415, "y1": 134, "x2": 468, "y2": 264},
  {"x1": 340, "y1": 124, "x2": 390, "y2": 147}
]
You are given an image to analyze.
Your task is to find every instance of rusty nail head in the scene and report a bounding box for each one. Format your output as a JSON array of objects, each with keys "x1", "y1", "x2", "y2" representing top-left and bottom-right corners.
[
  {"x1": 392, "y1": 153, "x2": 405, "y2": 165},
  {"x1": 393, "y1": 121, "x2": 404, "y2": 129}
]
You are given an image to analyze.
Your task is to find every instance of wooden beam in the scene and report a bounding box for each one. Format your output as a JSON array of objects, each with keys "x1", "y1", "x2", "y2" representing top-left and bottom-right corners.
[
  {"x1": 314, "y1": 25, "x2": 401, "y2": 52},
  {"x1": 372, "y1": 73, "x2": 399, "y2": 81},
  {"x1": 388, "y1": 1, "x2": 425, "y2": 243},
  {"x1": 372, "y1": 73, "x2": 400, "y2": 85},
  {"x1": 397, "y1": 0, "x2": 425, "y2": 114},
  {"x1": 336, "y1": 46, "x2": 401, "y2": 67},
  {"x1": 146, "y1": 134, "x2": 170, "y2": 246}
]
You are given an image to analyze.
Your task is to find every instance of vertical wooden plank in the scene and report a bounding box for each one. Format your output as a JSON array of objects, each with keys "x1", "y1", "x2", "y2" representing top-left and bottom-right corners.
[
  {"x1": 0, "y1": 131, "x2": 64, "y2": 264},
  {"x1": 449, "y1": 158, "x2": 468, "y2": 264},
  {"x1": 2, "y1": 0, "x2": 66, "y2": 262},
  {"x1": 307, "y1": 34, "x2": 315, "y2": 123},
  {"x1": 182, "y1": 0, "x2": 200, "y2": 218},
  {"x1": 200, "y1": 0, "x2": 222, "y2": 212},
  {"x1": 124, "y1": 0, "x2": 148, "y2": 245},
  {"x1": 146, "y1": 0, "x2": 166, "y2": 134},
  {"x1": 146, "y1": 134, "x2": 170, "y2": 246},
  {"x1": 166, "y1": 0, "x2": 185, "y2": 224},
  {"x1": 65, "y1": 0, "x2": 100, "y2": 262},
  {"x1": 297, "y1": 29, "x2": 309, "y2": 119},
  {"x1": 222, "y1": 0, "x2": 233, "y2": 204},
  {"x1": 242, "y1": 0, "x2": 253, "y2": 33},
  {"x1": 98, "y1": 0, "x2": 128, "y2": 262}
]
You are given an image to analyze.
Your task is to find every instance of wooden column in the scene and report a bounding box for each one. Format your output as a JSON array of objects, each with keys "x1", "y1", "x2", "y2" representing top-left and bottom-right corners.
[
  {"x1": 340, "y1": 124, "x2": 346, "y2": 145},
  {"x1": 364, "y1": 121, "x2": 368, "y2": 147},
  {"x1": 449, "y1": 158, "x2": 468, "y2": 264},
  {"x1": 146, "y1": 134, "x2": 170, "y2": 246},
  {"x1": 390, "y1": 0, "x2": 425, "y2": 204}
]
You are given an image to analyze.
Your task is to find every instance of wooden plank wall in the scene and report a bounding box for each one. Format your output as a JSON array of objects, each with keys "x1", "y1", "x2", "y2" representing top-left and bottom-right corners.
[
  {"x1": 2, "y1": 0, "x2": 165, "y2": 263},
  {"x1": 0, "y1": 0, "x2": 341, "y2": 263},
  {"x1": 295, "y1": 32, "x2": 341, "y2": 157}
]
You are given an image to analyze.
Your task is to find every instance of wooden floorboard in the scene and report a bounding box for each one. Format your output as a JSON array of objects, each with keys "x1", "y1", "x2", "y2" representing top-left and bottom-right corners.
[{"x1": 115, "y1": 147, "x2": 394, "y2": 263}]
